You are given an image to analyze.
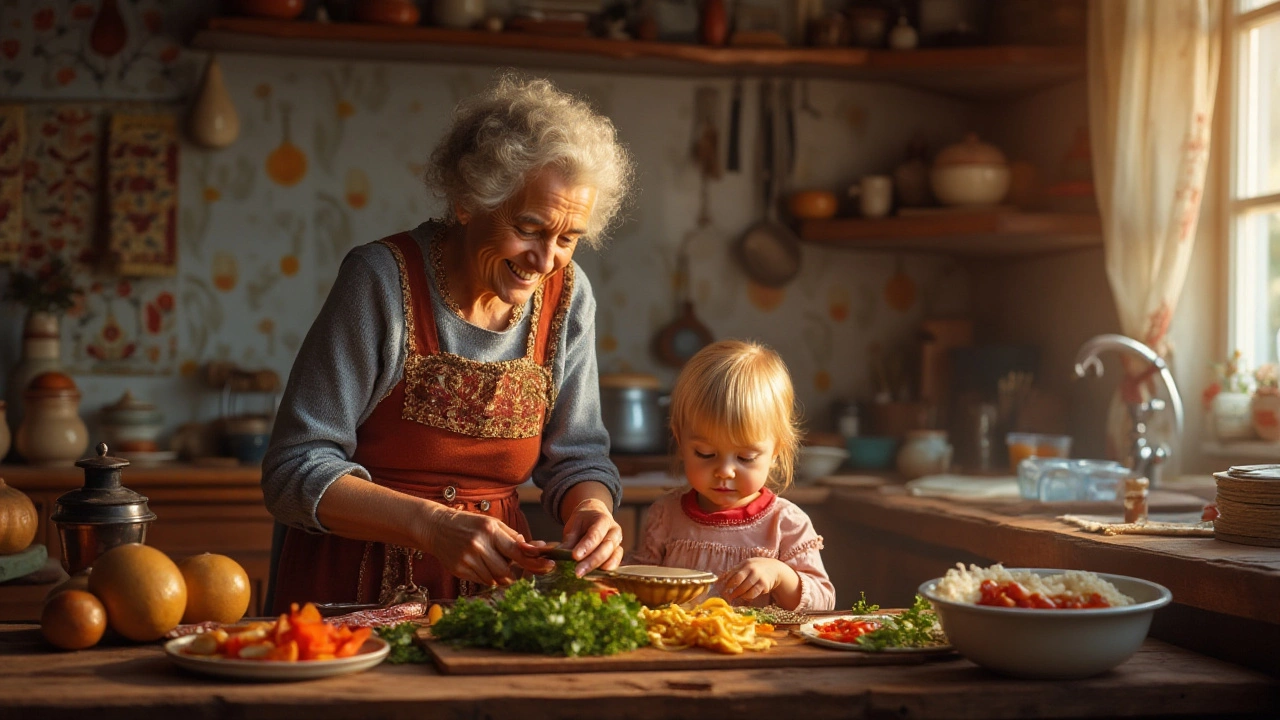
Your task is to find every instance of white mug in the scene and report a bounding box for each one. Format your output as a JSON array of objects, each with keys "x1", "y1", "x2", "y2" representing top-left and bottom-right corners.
[{"x1": 848, "y1": 175, "x2": 893, "y2": 218}]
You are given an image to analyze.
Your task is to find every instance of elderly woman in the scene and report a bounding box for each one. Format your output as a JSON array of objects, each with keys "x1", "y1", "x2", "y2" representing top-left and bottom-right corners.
[{"x1": 263, "y1": 76, "x2": 633, "y2": 612}]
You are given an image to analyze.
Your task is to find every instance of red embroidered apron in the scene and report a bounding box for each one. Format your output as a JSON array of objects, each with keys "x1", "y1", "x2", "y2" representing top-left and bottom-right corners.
[{"x1": 272, "y1": 231, "x2": 573, "y2": 613}]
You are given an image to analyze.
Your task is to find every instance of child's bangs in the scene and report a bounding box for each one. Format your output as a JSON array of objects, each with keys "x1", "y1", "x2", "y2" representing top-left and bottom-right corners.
[{"x1": 680, "y1": 373, "x2": 789, "y2": 449}]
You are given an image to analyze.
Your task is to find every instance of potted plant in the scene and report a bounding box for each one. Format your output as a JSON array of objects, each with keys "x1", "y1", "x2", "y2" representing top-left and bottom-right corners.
[
  {"x1": 1251, "y1": 363, "x2": 1280, "y2": 442},
  {"x1": 1203, "y1": 350, "x2": 1256, "y2": 442}
]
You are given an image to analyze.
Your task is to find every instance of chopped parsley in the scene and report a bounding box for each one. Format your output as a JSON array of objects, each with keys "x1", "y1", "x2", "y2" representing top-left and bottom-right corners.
[
  {"x1": 431, "y1": 580, "x2": 649, "y2": 657},
  {"x1": 850, "y1": 594, "x2": 946, "y2": 651},
  {"x1": 375, "y1": 622, "x2": 431, "y2": 664}
]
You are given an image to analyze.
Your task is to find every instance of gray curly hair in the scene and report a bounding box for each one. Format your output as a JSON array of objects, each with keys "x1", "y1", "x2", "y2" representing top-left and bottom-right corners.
[{"x1": 425, "y1": 75, "x2": 635, "y2": 248}]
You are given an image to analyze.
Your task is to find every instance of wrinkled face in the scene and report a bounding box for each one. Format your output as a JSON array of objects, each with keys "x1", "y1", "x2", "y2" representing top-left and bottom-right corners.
[
  {"x1": 679, "y1": 430, "x2": 777, "y2": 511},
  {"x1": 457, "y1": 168, "x2": 597, "y2": 307}
]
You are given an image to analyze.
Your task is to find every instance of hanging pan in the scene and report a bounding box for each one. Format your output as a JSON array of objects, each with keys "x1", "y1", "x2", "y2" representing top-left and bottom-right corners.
[{"x1": 734, "y1": 78, "x2": 801, "y2": 288}]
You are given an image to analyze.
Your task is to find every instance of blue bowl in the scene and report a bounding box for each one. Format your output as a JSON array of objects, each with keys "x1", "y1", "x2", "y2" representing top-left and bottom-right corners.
[
  {"x1": 227, "y1": 432, "x2": 270, "y2": 465},
  {"x1": 846, "y1": 436, "x2": 898, "y2": 470}
]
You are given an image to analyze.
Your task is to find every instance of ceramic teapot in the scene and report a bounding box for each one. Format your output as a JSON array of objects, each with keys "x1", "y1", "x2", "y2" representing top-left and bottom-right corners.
[{"x1": 896, "y1": 429, "x2": 953, "y2": 480}]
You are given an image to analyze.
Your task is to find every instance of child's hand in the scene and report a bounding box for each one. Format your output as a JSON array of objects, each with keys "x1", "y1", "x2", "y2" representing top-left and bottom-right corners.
[{"x1": 721, "y1": 558, "x2": 797, "y2": 603}]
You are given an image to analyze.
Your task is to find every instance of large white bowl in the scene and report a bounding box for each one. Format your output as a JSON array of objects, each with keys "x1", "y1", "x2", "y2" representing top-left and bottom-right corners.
[
  {"x1": 797, "y1": 446, "x2": 850, "y2": 484},
  {"x1": 919, "y1": 569, "x2": 1171, "y2": 680},
  {"x1": 930, "y1": 164, "x2": 1010, "y2": 207}
]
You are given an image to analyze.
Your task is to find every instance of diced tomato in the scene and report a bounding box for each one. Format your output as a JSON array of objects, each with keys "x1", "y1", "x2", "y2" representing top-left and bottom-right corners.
[
  {"x1": 813, "y1": 618, "x2": 881, "y2": 643},
  {"x1": 977, "y1": 580, "x2": 1111, "y2": 609}
]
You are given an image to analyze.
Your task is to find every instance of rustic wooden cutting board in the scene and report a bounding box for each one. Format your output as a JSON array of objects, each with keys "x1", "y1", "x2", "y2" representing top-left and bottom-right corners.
[{"x1": 417, "y1": 628, "x2": 956, "y2": 675}]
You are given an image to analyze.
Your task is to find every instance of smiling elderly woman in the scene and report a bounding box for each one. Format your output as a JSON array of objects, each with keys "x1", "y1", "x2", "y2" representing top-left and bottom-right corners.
[{"x1": 263, "y1": 76, "x2": 635, "y2": 612}]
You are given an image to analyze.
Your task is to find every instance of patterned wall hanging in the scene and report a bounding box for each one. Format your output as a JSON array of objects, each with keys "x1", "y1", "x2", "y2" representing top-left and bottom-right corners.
[
  {"x1": 106, "y1": 113, "x2": 178, "y2": 277},
  {"x1": 0, "y1": 105, "x2": 23, "y2": 264},
  {"x1": 24, "y1": 105, "x2": 98, "y2": 262}
]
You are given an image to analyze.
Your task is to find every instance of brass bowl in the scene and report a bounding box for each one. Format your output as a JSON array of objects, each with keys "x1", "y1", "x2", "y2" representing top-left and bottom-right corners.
[{"x1": 597, "y1": 565, "x2": 717, "y2": 608}]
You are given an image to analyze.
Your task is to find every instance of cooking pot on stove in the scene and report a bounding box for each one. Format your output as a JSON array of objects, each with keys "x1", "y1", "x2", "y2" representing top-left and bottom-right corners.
[{"x1": 599, "y1": 373, "x2": 669, "y2": 455}]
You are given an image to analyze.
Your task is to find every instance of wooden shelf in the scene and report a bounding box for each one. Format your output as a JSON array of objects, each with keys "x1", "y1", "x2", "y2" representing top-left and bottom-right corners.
[
  {"x1": 191, "y1": 18, "x2": 1084, "y2": 99},
  {"x1": 796, "y1": 211, "x2": 1102, "y2": 258}
]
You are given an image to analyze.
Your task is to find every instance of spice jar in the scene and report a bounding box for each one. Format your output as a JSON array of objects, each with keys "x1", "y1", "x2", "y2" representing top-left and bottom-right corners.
[
  {"x1": 50, "y1": 442, "x2": 156, "y2": 574},
  {"x1": 15, "y1": 371, "x2": 88, "y2": 465},
  {"x1": 1123, "y1": 476, "x2": 1150, "y2": 524}
]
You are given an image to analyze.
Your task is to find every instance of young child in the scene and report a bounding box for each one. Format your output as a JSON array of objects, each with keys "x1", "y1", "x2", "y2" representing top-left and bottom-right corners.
[{"x1": 629, "y1": 339, "x2": 835, "y2": 612}]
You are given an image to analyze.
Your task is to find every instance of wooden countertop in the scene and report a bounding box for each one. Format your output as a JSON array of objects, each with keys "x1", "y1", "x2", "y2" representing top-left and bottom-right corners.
[
  {"x1": 0, "y1": 463, "x2": 831, "y2": 506},
  {"x1": 0, "y1": 624, "x2": 1274, "y2": 720},
  {"x1": 826, "y1": 487, "x2": 1279, "y2": 625}
]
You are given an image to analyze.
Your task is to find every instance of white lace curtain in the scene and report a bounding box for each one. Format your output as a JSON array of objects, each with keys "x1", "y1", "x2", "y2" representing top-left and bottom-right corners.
[{"x1": 1088, "y1": 0, "x2": 1223, "y2": 459}]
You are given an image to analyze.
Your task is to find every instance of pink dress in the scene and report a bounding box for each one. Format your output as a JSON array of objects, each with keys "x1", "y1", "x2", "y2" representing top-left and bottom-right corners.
[{"x1": 629, "y1": 488, "x2": 836, "y2": 612}]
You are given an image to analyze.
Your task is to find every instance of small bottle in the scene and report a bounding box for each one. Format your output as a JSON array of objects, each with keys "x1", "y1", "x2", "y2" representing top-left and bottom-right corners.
[
  {"x1": 835, "y1": 402, "x2": 860, "y2": 440},
  {"x1": 1123, "y1": 476, "x2": 1150, "y2": 524}
]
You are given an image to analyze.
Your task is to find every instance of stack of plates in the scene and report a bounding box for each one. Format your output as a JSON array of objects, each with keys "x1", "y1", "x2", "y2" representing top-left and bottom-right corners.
[{"x1": 1214, "y1": 465, "x2": 1280, "y2": 547}]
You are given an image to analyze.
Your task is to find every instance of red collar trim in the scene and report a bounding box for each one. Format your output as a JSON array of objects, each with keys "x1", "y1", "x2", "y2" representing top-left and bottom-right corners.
[{"x1": 681, "y1": 488, "x2": 777, "y2": 526}]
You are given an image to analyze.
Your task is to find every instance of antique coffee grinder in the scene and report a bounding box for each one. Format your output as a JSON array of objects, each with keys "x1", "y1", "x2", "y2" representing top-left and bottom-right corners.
[{"x1": 50, "y1": 442, "x2": 157, "y2": 574}]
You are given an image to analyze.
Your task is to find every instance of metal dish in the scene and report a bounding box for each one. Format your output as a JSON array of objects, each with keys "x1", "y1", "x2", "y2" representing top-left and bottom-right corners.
[{"x1": 596, "y1": 565, "x2": 717, "y2": 608}]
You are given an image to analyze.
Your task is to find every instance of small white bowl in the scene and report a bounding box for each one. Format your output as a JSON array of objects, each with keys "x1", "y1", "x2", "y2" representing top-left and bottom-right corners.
[
  {"x1": 930, "y1": 164, "x2": 1010, "y2": 207},
  {"x1": 919, "y1": 569, "x2": 1172, "y2": 680},
  {"x1": 797, "y1": 446, "x2": 850, "y2": 484}
]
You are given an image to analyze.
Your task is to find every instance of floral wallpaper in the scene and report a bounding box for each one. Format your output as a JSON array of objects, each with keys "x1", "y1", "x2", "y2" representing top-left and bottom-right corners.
[{"x1": 1, "y1": 0, "x2": 973, "y2": 439}]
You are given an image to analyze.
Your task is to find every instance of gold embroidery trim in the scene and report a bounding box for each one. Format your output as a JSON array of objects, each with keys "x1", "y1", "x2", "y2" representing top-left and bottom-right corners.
[
  {"x1": 543, "y1": 262, "x2": 575, "y2": 409},
  {"x1": 378, "y1": 228, "x2": 574, "y2": 439}
]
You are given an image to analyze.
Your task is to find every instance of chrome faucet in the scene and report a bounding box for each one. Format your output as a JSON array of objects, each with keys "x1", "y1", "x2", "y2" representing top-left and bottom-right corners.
[{"x1": 1073, "y1": 334, "x2": 1184, "y2": 488}]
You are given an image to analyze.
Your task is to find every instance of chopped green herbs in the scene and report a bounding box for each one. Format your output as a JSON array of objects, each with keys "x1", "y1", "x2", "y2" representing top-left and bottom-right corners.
[
  {"x1": 431, "y1": 580, "x2": 649, "y2": 657},
  {"x1": 849, "y1": 592, "x2": 880, "y2": 615},
  {"x1": 532, "y1": 560, "x2": 599, "y2": 596},
  {"x1": 375, "y1": 622, "x2": 431, "y2": 664},
  {"x1": 852, "y1": 594, "x2": 946, "y2": 651}
]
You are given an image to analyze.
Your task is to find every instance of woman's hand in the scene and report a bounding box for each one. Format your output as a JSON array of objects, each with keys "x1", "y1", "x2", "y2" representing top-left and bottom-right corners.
[
  {"x1": 423, "y1": 506, "x2": 551, "y2": 586},
  {"x1": 721, "y1": 558, "x2": 800, "y2": 607},
  {"x1": 560, "y1": 497, "x2": 624, "y2": 577}
]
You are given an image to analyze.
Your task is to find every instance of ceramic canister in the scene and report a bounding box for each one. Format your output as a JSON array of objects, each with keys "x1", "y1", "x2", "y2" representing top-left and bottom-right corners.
[
  {"x1": 99, "y1": 391, "x2": 164, "y2": 453},
  {"x1": 16, "y1": 372, "x2": 89, "y2": 466},
  {"x1": 897, "y1": 429, "x2": 953, "y2": 480}
]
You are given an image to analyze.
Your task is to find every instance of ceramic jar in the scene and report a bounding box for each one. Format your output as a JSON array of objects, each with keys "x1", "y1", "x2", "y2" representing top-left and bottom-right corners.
[
  {"x1": 99, "y1": 391, "x2": 164, "y2": 453},
  {"x1": 6, "y1": 311, "x2": 62, "y2": 435},
  {"x1": 930, "y1": 133, "x2": 1011, "y2": 207},
  {"x1": 429, "y1": 0, "x2": 480, "y2": 28},
  {"x1": 1251, "y1": 389, "x2": 1280, "y2": 442},
  {"x1": 897, "y1": 429, "x2": 953, "y2": 480},
  {"x1": 888, "y1": 15, "x2": 918, "y2": 49},
  {"x1": 16, "y1": 372, "x2": 89, "y2": 466},
  {"x1": 1213, "y1": 391, "x2": 1255, "y2": 442}
]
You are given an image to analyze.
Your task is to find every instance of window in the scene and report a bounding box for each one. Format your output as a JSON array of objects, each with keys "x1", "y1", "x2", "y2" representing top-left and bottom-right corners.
[{"x1": 1229, "y1": 0, "x2": 1280, "y2": 364}]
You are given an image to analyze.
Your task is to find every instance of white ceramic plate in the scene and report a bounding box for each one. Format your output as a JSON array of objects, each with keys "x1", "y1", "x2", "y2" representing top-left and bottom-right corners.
[
  {"x1": 164, "y1": 635, "x2": 390, "y2": 681},
  {"x1": 798, "y1": 614, "x2": 953, "y2": 654}
]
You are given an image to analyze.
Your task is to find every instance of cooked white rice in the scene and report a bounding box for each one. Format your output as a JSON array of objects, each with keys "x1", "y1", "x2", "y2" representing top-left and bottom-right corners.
[{"x1": 933, "y1": 563, "x2": 1135, "y2": 607}]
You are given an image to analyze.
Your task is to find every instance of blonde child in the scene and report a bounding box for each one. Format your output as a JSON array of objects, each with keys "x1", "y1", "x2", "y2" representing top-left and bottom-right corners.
[{"x1": 630, "y1": 340, "x2": 835, "y2": 612}]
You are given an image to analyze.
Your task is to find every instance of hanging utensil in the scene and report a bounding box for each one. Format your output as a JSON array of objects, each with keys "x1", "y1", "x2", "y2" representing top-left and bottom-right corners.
[
  {"x1": 734, "y1": 79, "x2": 801, "y2": 288},
  {"x1": 726, "y1": 79, "x2": 742, "y2": 173},
  {"x1": 653, "y1": 88, "x2": 717, "y2": 369}
]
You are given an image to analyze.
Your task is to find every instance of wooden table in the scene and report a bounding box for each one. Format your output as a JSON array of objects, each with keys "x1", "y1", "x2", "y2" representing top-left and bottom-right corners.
[
  {"x1": 1, "y1": 624, "x2": 1275, "y2": 719},
  {"x1": 817, "y1": 487, "x2": 1280, "y2": 676}
]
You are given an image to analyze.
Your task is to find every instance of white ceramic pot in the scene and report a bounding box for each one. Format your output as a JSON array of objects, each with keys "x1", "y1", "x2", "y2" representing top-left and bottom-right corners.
[
  {"x1": 930, "y1": 164, "x2": 1011, "y2": 207},
  {"x1": 1213, "y1": 391, "x2": 1255, "y2": 442},
  {"x1": 6, "y1": 311, "x2": 62, "y2": 434},
  {"x1": 1251, "y1": 390, "x2": 1280, "y2": 442},
  {"x1": 16, "y1": 372, "x2": 88, "y2": 466},
  {"x1": 99, "y1": 391, "x2": 164, "y2": 452},
  {"x1": 897, "y1": 429, "x2": 953, "y2": 479}
]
